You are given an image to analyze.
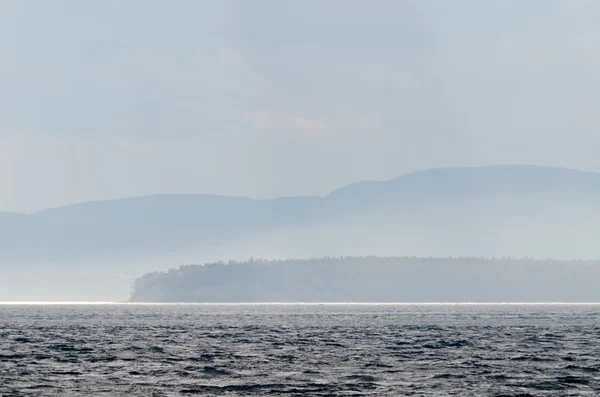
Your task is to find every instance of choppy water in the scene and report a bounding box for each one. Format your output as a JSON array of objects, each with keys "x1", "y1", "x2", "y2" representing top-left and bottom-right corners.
[{"x1": 1, "y1": 304, "x2": 600, "y2": 396}]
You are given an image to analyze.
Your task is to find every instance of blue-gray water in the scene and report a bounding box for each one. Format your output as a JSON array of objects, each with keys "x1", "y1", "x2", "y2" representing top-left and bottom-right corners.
[{"x1": 1, "y1": 304, "x2": 600, "y2": 396}]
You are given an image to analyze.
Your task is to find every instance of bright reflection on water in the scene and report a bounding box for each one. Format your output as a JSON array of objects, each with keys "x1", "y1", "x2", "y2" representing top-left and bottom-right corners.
[{"x1": 1, "y1": 304, "x2": 600, "y2": 395}]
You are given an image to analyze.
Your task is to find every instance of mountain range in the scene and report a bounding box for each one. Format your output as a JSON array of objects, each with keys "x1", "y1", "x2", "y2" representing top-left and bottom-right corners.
[{"x1": 2, "y1": 165, "x2": 600, "y2": 301}]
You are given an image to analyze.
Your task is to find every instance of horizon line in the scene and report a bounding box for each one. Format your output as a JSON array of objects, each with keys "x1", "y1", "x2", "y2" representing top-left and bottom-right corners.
[{"x1": 2, "y1": 302, "x2": 600, "y2": 306}]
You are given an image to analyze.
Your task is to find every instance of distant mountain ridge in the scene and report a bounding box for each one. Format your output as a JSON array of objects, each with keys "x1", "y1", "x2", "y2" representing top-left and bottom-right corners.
[
  {"x1": 2, "y1": 165, "x2": 600, "y2": 269},
  {"x1": 328, "y1": 165, "x2": 600, "y2": 200},
  {"x1": 9, "y1": 165, "x2": 600, "y2": 216},
  {"x1": 5, "y1": 165, "x2": 600, "y2": 215}
]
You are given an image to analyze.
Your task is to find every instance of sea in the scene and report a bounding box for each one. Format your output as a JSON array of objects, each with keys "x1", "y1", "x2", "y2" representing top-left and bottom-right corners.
[{"x1": 1, "y1": 303, "x2": 600, "y2": 396}]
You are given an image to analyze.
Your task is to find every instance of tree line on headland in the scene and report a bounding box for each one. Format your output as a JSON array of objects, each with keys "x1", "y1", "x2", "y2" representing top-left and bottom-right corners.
[{"x1": 129, "y1": 256, "x2": 600, "y2": 302}]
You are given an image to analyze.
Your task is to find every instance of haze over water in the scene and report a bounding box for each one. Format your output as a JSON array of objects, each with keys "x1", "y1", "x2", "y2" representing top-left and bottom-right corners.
[{"x1": 4, "y1": 0, "x2": 600, "y2": 395}]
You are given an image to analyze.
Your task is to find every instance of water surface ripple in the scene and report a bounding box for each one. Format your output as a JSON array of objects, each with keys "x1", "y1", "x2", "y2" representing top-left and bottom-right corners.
[{"x1": 1, "y1": 304, "x2": 600, "y2": 396}]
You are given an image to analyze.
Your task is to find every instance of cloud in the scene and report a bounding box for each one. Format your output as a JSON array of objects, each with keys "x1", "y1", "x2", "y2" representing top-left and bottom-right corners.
[
  {"x1": 4, "y1": 1, "x2": 600, "y2": 212},
  {"x1": 118, "y1": 142, "x2": 157, "y2": 154},
  {"x1": 568, "y1": 109, "x2": 600, "y2": 132},
  {"x1": 244, "y1": 109, "x2": 385, "y2": 142},
  {"x1": 245, "y1": 111, "x2": 326, "y2": 136}
]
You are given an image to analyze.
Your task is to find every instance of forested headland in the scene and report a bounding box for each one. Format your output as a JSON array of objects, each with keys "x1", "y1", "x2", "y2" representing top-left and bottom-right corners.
[{"x1": 129, "y1": 256, "x2": 600, "y2": 302}]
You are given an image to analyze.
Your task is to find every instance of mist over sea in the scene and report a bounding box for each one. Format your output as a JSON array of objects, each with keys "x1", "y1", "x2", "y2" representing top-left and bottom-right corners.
[
  {"x1": 5, "y1": 0, "x2": 600, "y2": 395},
  {"x1": 2, "y1": 303, "x2": 600, "y2": 396}
]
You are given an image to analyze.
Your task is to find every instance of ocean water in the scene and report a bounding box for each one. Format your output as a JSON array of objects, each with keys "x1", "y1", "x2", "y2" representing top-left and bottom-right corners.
[{"x1": 1, "y1": 304, "x2": 600, "y2": 396}]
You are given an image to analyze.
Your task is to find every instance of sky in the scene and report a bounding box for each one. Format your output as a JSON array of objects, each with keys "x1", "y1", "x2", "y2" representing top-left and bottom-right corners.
[{"x1": 2, "y1": 0, "x2": 600, "y2": 213}]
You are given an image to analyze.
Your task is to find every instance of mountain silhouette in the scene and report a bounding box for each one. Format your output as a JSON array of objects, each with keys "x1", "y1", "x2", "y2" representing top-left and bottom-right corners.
[
  {"x1": 2, "y1": 165, "x2": 600, "y2": 267},
  {"x1": 3, "y1": 164, "x2": 600, "y2": 300}
]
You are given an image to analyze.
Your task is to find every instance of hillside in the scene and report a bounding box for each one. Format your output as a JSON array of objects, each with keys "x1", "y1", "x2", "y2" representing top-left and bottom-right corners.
[
  {"x1": 2, "y1": 165, "x2": 600, "y2": 266},
  {"x1": 3, "y1": 165, "x2": 600, "y2": 301},
  {"x1": 130, "y1": 256, "x2": 600, "y2": 303}
]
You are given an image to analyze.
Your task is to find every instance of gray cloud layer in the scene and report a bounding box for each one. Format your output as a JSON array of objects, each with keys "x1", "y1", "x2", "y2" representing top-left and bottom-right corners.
[{"x1": 2, "y1": 0, "x2": 600, "y2": 212}]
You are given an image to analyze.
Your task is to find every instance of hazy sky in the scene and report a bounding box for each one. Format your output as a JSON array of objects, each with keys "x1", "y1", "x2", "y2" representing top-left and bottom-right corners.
[{"x1": 2, "y1": 0, "x2": 600, "y2": 212}]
